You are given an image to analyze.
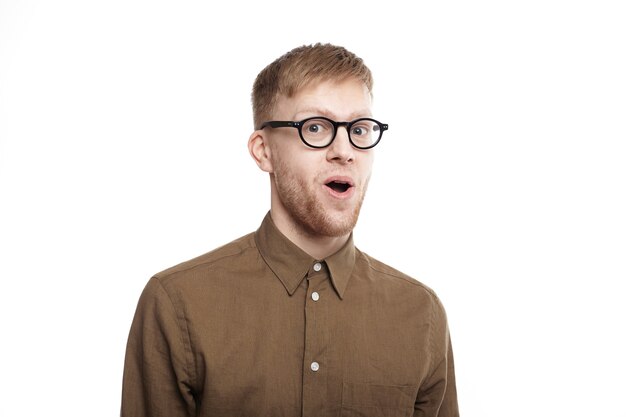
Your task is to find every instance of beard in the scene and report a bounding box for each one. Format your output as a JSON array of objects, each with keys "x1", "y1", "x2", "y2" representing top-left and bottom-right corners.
[{"x1": 272, "y1": 157, "x2": 369, "y2": 238}]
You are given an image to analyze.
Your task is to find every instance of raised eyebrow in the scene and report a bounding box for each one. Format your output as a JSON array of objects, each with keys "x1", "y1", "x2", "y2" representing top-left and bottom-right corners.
[
  {"x1": 294, "y1": 108, "x2": 372, "y2": 121},
  {"x1": 347, "y1": 110, "x2": 373, "y2": 120},
  {"x1": 293, "y1": 109, "x2": 334, "y2": 120}
]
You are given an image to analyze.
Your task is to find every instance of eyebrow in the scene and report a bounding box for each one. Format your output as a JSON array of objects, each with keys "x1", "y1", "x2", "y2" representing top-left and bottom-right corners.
[{"x1": 293, "y1": 108, "x2": 372, "y2": 121}]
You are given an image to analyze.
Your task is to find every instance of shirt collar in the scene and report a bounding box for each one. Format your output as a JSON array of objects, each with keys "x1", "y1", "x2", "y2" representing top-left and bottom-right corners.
[{"x1": 254, "y1": 212, "x2": 356, "y2": 299}]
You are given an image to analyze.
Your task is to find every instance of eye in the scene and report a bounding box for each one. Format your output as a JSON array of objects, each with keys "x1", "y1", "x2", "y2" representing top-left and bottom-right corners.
[
  {"x1": 303, "y1": 118, "x2": 332, "y2": 136},
  {"x1": 351, "y1": 124, "x2": 370, "y2": 137},
  {"x1": 307, "y1": 123, "x2": 322, "y2": 134}
]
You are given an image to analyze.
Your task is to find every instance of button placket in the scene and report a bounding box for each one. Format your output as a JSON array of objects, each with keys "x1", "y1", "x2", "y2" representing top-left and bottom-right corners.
[{"x1": 302, "y1": 262, "x2": 329, "y2": 415}]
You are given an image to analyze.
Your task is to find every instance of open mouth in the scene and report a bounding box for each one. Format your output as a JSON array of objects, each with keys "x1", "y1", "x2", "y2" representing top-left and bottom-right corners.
[{"x1": 325, "y1": 180, "x2": 353, "y2": 194}]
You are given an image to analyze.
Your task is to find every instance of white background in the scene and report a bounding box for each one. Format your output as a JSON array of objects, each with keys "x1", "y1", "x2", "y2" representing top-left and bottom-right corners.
[{"x1": 1, "y1": 1, "x2": 625, "y2": 416}]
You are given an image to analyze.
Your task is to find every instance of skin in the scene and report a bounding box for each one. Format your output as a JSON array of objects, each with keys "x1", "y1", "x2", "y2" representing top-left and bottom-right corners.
[{"x1": 248, "y1": 78, "x2": 375, "y2": 260}]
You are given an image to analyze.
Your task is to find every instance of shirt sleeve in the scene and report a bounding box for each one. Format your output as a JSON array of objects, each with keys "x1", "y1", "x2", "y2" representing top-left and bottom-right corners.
[
  {"x1": 121, "y1": 277, "x2": 196, "y2": 417},
  {"x1": 414, "y1": 296, "x2": 459, "y2": 417}
]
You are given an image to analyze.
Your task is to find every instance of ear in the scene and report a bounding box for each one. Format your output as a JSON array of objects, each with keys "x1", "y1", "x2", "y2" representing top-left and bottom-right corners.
[{"x1": 248, "y1": 130, "x2": 274, "y2": 173}]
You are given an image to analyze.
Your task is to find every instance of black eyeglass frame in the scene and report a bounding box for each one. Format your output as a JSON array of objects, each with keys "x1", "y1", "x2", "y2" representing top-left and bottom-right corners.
[{"x1": 260, "y1": 116, "x2": 388, "y2": 150}]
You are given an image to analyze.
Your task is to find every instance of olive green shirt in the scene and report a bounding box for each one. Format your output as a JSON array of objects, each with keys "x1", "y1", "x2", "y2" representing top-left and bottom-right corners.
[{"x1": 121, "y1": 213, "x2": 459, "y2": 416}]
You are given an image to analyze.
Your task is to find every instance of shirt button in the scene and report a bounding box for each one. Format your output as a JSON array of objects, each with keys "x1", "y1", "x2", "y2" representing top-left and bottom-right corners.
[
  {"x1": 313, "y1": 262, "x2": 322, "y2": 272},
  {"x1": 311, "y1": 292, "x2": 320, "y2": 301},
  {"x1": 310, "y1": 361, "x2": 320, "y2": 372}
]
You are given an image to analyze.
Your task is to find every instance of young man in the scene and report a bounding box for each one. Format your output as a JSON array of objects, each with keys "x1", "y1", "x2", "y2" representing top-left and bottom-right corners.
[{"x1": 121, "y1": 43, "x2": 459, "y2": 417}]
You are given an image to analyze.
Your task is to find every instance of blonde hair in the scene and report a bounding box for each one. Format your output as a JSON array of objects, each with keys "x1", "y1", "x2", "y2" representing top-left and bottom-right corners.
[{"x1": 251, "y1": 43, "x2": 373, "y2": 129}]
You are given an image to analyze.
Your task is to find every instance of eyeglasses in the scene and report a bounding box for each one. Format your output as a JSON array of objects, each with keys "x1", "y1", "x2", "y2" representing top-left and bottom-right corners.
[{"x1": 260, "y1": 116, "x2": 388, "y2": 150}]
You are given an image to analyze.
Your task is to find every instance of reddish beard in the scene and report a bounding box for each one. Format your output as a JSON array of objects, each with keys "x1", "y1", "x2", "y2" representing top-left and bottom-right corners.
[{"x1": 272, "y1": 157, "x2": 368, "y2": 238}]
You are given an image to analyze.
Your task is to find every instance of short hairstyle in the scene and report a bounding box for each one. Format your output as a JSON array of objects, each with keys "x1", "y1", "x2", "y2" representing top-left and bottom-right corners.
[{"x1": 251, "y1": 43, "x2": 374, "y2": 130}]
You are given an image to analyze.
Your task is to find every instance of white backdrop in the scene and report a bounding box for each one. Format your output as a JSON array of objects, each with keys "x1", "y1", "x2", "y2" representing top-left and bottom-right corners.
[{"x1": 1, "y1": 1, "x2": 625, "y2": 416}]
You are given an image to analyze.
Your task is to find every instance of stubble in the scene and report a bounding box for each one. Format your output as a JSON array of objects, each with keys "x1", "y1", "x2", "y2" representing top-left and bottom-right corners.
[{"x1": 272, "y1": 156, "x2": 368, "y2": 238}]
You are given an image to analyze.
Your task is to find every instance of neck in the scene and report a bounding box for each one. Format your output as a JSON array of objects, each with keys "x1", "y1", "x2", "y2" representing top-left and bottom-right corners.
[{"x1": 270, "y1": 210, "x2": 350, "y2": 260}]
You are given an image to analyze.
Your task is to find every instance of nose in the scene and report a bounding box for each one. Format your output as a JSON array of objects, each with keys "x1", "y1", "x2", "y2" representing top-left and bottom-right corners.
[{"x1": 326, "y1": 126, "x2": 354, "y2": 164}]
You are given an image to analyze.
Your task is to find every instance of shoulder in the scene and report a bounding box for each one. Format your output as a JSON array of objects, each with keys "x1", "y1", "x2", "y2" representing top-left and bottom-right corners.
[
  {"x1": 355, "y1": 249, "x2": 444, "y2": 308},
  {"x1": 153, "y1": 232, "x2": 257, "y2": 286}
]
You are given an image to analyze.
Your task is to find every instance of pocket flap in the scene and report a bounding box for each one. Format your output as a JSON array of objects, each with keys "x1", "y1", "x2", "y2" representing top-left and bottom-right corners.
[{"x1": 341, "y1": 382, "x2": 418, "y2": 408}]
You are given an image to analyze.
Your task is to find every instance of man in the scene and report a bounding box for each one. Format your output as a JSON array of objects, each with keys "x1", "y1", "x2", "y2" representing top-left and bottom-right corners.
[{"x1": 121, "y1": 43, "x2": 459, "y2": 417}]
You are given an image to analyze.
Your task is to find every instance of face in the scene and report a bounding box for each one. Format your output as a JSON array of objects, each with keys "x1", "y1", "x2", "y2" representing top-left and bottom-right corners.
[{"x1": 262, "y1": 78, "x2": 375, "y2": 238}]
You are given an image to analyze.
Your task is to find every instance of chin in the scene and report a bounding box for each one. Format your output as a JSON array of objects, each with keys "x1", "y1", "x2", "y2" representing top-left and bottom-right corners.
[
  {"x1": 304, "y1": 209, "x2": 361, "y2": 238},
  {"x1": 273, "y1": 172, "x2": 367, "y2": 238}
]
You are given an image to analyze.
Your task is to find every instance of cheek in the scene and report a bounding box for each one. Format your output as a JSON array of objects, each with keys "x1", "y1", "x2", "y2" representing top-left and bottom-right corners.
[
  {"x1": 274, "y1": 156, "x2": 308, "y2": 184},
  {"x1": 358, "y1": 154, "x2": 374, "y2": 179},
  {"x1": 276, "y1": 150, "x2": 320, "y2": 179}
]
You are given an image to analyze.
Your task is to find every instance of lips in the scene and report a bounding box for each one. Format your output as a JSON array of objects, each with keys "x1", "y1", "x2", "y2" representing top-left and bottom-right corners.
[{"x1": 324, "y1": 176, "x2": 355, "y2": 197}]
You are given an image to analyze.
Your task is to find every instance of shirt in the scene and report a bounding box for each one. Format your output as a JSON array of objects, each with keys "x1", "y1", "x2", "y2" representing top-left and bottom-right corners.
[{"x1": 121, "y1": 212, "x2": 459, "y2": 417}]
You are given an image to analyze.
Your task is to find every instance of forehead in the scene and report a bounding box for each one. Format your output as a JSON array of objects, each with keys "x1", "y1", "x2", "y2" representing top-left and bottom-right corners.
[{"x1": 273, "y1": 78, "x2": 372, "y2": 120}]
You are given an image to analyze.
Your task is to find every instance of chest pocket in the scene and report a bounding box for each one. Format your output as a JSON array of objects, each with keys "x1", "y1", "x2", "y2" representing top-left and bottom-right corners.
[{"x1": 340, "y1": 382, "x2": 417, "y2": 417}]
